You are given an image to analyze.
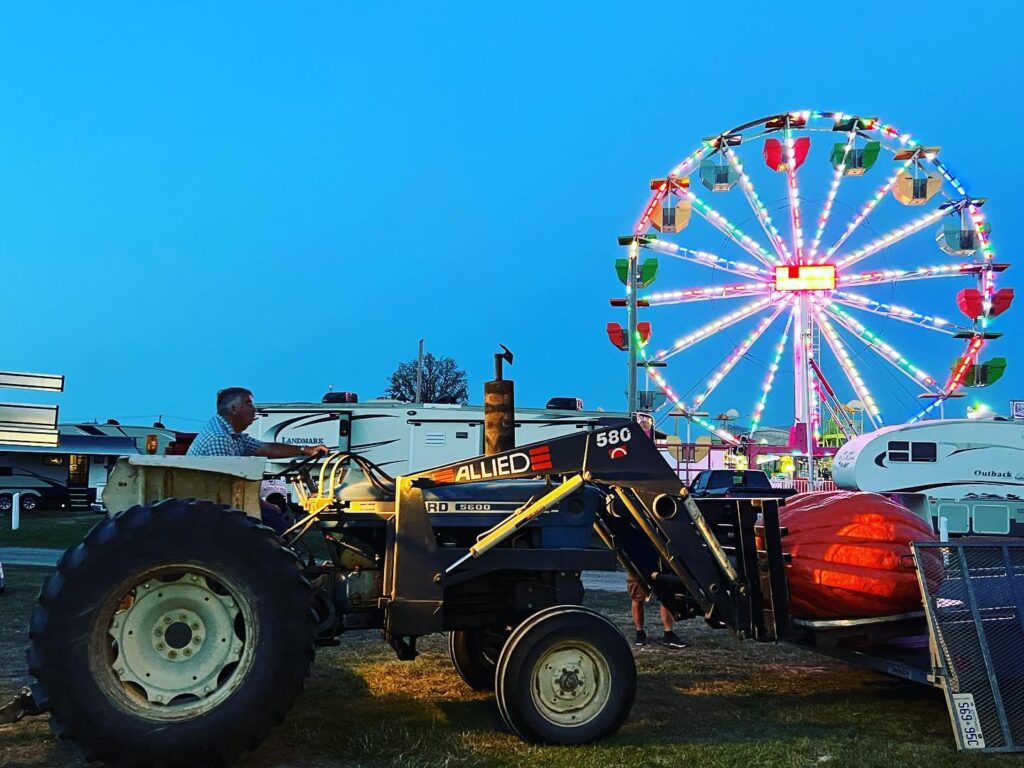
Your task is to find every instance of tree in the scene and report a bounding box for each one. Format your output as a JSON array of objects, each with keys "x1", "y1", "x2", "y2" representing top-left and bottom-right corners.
[{"x1": 384, "y1": 353, "x2": 469, "y2": 404}]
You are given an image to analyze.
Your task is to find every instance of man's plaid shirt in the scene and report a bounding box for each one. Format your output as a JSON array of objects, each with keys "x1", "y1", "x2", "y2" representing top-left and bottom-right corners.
[{"x1": 186, "y1": 414, "x2": 264, "y2": 456}]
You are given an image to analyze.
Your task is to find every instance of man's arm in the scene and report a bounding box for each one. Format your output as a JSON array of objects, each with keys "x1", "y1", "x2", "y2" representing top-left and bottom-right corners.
[{"x1": 255, "y1": 442, "x2": 329, "y2": 459}]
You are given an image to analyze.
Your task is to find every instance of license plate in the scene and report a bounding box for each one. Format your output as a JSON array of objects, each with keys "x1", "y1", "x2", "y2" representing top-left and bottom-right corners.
[{"x1": 952, "y1": 693, "x2": 986, "y2": 749}]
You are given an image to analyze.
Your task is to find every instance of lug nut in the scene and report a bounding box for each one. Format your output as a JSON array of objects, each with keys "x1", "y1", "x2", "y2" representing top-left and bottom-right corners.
[{"x1": 157, "y1": 643, "x2": 165, "y2": 651}]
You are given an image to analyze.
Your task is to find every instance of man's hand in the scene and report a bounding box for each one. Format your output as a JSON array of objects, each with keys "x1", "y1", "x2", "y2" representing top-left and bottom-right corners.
[{"x1": 300, "y1": 444, "x2": 330, "y2": 457}]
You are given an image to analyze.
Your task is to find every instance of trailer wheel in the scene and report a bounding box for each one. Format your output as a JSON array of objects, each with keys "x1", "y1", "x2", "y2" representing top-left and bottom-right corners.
[
  {"x1": 20, "y1": 494, "x2": 38, "y2": 512},
  {"x1": 495, "y1": 606, "x2": 635, "y2": 744},
  {"x1": 448, "y1": 626, "x2": 508, "y2": 691},
  {"x1": 28, "y1": 498, "x2": 315, "y2": 768},
  {"x1": 0, "y1": 494, "x2": 11, "y2": 514}
]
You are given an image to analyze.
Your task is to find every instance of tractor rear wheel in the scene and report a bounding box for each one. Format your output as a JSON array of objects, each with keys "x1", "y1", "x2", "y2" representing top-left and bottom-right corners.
[
  {"x1": 448, "y1": 626, "x2": 508, "y2": 691},
  {"x1": 495, "y1": 605, "x2": 635, "y2": 744},
  {"x1": 28, "y1": 498, "x2": 316, "y2": 768}
]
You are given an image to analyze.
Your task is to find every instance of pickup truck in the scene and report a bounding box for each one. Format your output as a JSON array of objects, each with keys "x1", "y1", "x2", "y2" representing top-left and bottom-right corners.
[{"x1": 687, "y1": 469, "x2": 798, "y2": 500}]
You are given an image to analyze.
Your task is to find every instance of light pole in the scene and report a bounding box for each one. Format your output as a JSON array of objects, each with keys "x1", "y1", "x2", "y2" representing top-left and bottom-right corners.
[{"x1": 625, "y1": 238, "x2": 639, "y2": 414}]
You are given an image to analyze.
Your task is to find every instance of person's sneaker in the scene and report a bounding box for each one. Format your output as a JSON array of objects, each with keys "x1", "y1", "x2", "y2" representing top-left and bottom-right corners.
[
  {"x1": 662, "y1": 630, "x2": 688, "y2": 649},
  {"x1": 634, "y1": 629, "x2": 647, "y2": 646}
]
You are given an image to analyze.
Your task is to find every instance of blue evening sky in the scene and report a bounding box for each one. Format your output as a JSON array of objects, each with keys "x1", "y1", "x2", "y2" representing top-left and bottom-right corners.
[{"x1": 0, "y1": 2, "x2": 1019, "y2": 432}]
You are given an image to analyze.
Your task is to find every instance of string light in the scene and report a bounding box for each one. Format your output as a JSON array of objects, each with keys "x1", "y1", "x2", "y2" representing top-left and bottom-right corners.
[
  {"x1": 821, "y1": 157, "x2": 916, "y2": 262},
  {"x1": 824, "y1": 304, "x2": 937, "y2": 387},
  {"x1": 641, "y1": 239, "x2": 771, "y2": 279},
  {"x1": 645, "y1": 283, "x2": 764, "y2": 305},
  {"x1": 809, "y1": 129, "x2": 857, "y2": 259},
  {"x1": 655, "y1": 296, "x2": 773, "y2": 361},
  {"x1": 692, "y1": 303, "x2": 789, "y2": 408},
  {"x1": 683, "y1": 189, "x2": 780, "y2": 267},
  {"x1": 838, "y1": 262, "x2": 982, "y2": 287},
  {"x1": 749, "y1": 309, "x2": 795, "y2": 437},
  {"x1": 834, "y1": 207, "x2": 947, "y2": 269},
  {"x1": 815, "y1": 309, "x2": 883, "y2": 426},
  {"x1": 783, "y1": 120, "x2": 806, "y2": 263},
  {"x1": 723, "y1": 146, "x2": 791, "y2": 263}
]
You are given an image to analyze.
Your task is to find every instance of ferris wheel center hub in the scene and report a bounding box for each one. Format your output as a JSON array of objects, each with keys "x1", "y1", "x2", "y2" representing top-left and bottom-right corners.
[{"x1": 774, "y1": 264, "x2": 837, "y2": 292}]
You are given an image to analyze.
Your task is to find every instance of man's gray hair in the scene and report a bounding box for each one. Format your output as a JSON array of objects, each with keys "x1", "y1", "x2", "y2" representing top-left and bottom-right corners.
[{"x1": 217, "y1": 387, "x2": 253, "y2": 415}]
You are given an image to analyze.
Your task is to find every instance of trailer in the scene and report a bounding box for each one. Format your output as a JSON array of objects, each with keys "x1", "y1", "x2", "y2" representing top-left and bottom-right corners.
[
  {"x1": 247, "y1": 398, "x2": 627, "y2": 475},
  {"x1": 0, "y1": 423, "x2": 177, "y2": 513},
  {"x1": 832, "y1": 418, "x2": 1024, "y2": 536}
]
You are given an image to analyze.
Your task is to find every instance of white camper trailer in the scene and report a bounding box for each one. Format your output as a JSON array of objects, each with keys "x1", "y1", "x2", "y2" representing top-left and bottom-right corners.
[
  {"x1": 248, "y1": 399, "x2": 626, "y2": 475},
  {"x1": 0, "y1": 423, "x2": 178, "y2": 513},
  {"x1": 832, "y1": 418, "x2": 1024, "y2": 537}
]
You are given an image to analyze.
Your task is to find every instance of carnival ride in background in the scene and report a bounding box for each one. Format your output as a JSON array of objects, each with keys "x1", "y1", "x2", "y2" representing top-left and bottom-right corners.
[{"x1": 610, "y1": 111, "x2": 1011, "y2": 472}]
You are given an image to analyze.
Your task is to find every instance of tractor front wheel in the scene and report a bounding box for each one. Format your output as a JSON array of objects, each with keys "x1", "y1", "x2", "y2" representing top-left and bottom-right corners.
[
  {"x1": 448, "y1": 626, "x2": 509, "y2": 691},
  {"x1": 28, "y1": 498, "x2": 315, "y2": 768},
  {"x1": 495, "y1": 605, "x2": 635, "y2": 744}
]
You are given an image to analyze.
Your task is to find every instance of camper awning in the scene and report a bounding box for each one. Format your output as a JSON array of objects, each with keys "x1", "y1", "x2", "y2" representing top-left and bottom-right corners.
[{"x1": 0, "y1": 433, "x2": 141, "y2": 455}]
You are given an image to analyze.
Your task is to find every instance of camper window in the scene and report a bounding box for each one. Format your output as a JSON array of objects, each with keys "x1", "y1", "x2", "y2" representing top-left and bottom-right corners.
[
  {"x1": 887, "y1": 441, "x2": 910, "y2": 462},
  {"x1": 911, "y1": 442, "x2": 937, "y2": 462}
]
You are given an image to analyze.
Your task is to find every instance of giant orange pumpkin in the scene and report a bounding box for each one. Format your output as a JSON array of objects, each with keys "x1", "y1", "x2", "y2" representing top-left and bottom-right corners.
[{"x1": 779, "y1": 491, "x2": 938, "y2": 619}]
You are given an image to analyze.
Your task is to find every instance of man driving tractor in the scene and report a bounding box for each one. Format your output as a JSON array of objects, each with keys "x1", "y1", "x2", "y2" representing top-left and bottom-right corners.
[{"x1": 187, "y1": 387, "x2": 328, "y2": 531}]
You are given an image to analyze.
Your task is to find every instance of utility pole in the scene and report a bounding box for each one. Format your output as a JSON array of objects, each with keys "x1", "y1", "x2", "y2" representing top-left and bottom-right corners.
[{"x1": 415, "y1": 339, "x2": 424, "y2": 404}]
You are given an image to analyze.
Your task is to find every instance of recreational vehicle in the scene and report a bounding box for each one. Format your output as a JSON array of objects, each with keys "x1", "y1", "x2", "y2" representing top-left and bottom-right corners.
[
  {"x1": 248, "y1": 398, "x2": 627, "y2": 476},
  {"x1": 832, "y1": 418, "x2": 1024, "y2": 537},
  {"x1": 0, "y1": 423, "x2": 177, "y2": 513}
]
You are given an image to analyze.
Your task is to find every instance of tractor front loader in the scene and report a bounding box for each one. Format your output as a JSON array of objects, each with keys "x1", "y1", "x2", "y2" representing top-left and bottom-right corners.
[{"x1": 5, "y1": 418, "x2": 788, "y2": 767}]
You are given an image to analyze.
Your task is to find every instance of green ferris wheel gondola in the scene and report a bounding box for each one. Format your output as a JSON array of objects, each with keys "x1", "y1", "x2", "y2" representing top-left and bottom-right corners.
[
  {"x1": 830, "y1": 140, "x2": 880, "y2": 176},
  {"x1": 949, "y1": 356, "x2": 1007, "y2": 386}
]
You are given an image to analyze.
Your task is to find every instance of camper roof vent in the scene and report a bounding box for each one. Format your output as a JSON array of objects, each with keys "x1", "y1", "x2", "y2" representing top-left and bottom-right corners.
[
  {"x1": 322, "y1": 391, "x2": 358, "y2": 404},
  {"x1": 546, "y1": 397, "x2": 584, "y2": 411}
]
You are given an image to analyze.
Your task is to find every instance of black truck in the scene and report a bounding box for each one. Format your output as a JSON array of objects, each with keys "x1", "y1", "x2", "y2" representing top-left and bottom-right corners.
[{"x1": 688, "y1": 469, "x2": 798, "y2": 500}]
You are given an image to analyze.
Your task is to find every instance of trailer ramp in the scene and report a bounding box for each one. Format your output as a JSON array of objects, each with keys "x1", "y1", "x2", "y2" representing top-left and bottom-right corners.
[{"x1": 914, "y1": 540, "x2": 1024, "y2": 752}]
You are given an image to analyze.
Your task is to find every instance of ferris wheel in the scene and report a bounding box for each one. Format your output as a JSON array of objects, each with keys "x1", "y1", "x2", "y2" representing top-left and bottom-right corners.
[{"x1": 617, "y1": 111, "x2": 1010, "y2": 450}]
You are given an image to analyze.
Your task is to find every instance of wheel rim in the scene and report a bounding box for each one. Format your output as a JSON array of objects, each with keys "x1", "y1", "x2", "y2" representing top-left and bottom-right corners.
[
  {"x1": 0, "y1": 496, "x2": 10, "y2": 512},
  {"x1": 97, "y1": 568, "x2": 256, "y2": 719},
  {"x1": 529, "y1": 641, "x2": 612, "y2": 728}
]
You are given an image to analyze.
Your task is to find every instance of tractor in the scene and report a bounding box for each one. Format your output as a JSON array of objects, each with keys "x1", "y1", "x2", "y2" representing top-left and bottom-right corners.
[{"x1": 5, "y1": 416, "x2": 787, "y2": 766}]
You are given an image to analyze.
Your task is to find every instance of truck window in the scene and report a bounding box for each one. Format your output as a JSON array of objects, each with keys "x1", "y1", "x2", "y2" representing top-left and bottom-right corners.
[
  {"x1": 911, "y1": 442, "x2": 937, "y2": 462},
  {"x1": 707, "y1": 473, "x2": 734, "y2": 491},
  {"x1": 887, "y1": 441, "x2": 910, "y2": 462},
  {"x1": 742, "y1": 471, "x2": 770, "y2": 488}
]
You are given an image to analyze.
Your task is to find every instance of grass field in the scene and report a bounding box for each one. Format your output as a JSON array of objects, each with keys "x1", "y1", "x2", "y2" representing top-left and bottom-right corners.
[
  {"x1": 0, "y1": 509, "x2": 98, "y2": 550},
  {"x1": 0, "y1": 564, "x2": 1018, "y2": 768}
]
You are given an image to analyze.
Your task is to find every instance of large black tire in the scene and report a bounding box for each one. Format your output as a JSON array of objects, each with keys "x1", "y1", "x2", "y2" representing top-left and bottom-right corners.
[
  {"x1": 28, "y1": 498, "x2": 316, "y2": 768},
  {"x1": 448, "y1": 627, "x2": 509, "y2": 692},
  {"x1": 495, "y1": 606, "x2": 635, "y2": 744}
]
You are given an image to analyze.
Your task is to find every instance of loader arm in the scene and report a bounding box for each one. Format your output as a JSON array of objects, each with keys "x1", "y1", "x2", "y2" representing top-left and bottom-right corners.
[{"x1": 403, "y1": 419, "x2": 784, "y2": 637}]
